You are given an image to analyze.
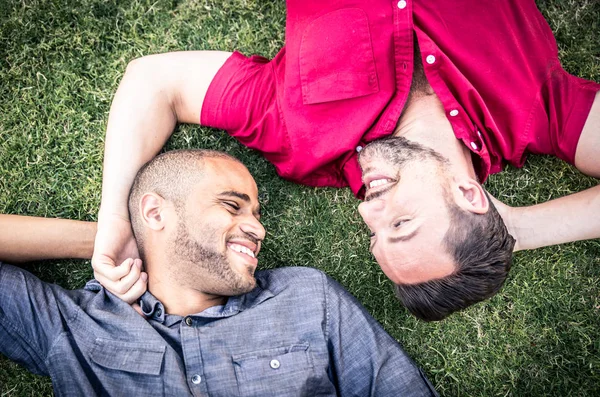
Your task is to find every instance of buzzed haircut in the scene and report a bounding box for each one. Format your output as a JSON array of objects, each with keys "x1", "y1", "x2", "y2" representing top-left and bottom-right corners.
[{"x1": 128, "y1": 149, "x2": 242, "y2": 258}]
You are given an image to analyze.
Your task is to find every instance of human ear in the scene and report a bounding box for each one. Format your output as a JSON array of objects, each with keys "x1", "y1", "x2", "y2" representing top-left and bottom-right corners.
[
  {"x1": 140, "y1": 193, "x2": 166, "y2": 231},
  {"x1": 452, "y1": 178, "x2": 489, "y2": 214}
]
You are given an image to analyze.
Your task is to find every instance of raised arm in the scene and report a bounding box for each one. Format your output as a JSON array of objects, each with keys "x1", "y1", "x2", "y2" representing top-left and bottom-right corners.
[
  {"x1": 93, "y1": 51, "x2": 232, "y2": 302},
  {"x1": 496, "y1": 91, "x2": 600, "y2": 251},
  {"x1": 0, "y1": 215, "x2": 96, "y2": 263}
]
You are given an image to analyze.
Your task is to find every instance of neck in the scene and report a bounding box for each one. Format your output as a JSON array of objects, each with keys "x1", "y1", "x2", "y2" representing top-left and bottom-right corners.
[
  {"x1": 145, "y1": 254, "x2": 227, "y2": 317},
  {"x1": 394, "y1": 93, "x2": 477, "y2": 179}
]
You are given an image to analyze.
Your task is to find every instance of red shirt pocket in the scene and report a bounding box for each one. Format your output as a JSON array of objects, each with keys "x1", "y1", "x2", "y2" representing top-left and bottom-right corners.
[{"x1": 299, "y1": 8, "x2": 379, "y2": 105}]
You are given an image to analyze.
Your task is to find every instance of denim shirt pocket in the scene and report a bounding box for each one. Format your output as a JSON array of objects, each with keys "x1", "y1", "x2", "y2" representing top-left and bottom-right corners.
[
  {"x1": 89, "y1": 338, "x2": 166, "y2": 394},
  {"x1": 299, "y1": 8, "x2": 379, "y2": 105},
  {"x1": 233, "y1": 343, "x2": 314, "y2": 396}
]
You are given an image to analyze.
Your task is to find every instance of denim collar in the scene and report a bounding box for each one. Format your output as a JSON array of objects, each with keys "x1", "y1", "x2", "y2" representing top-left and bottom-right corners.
[{"x1": 85, "y1": 276, "x2": 276, "y2": 325}]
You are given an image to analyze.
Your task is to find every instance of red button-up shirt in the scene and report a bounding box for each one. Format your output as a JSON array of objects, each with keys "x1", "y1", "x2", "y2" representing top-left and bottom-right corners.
[{"x1": 201, "y1": 0, "x2": 600, "y2": 198}]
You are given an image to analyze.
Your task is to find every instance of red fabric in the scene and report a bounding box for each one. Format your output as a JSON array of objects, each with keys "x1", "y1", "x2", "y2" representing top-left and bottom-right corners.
[{"x1": 201, "y1": 0, "x2": 600, "y2": 199}]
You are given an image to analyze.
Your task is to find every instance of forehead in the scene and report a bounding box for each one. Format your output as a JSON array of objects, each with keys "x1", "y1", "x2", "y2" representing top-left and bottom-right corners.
[
  {"x1": 377, "y1": 235, "x2": 455, "y2": 284},
  {"x1": 192, "y1": 157, "x2": 259, "y2": 199}
]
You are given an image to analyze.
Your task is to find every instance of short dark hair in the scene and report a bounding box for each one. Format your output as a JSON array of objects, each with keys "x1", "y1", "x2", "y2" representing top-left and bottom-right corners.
[
  {"x1": 128, "y1": 149, "x2": 242, "y2": 259},
  {"x1": 394, "y1": 191, "x2": 515, "y2": 321}
]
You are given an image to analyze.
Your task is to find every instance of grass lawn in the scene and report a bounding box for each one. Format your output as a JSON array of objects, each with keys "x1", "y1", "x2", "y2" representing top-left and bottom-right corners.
[{"x1": 0, "y1": 0, "x2": 599, "y2": 395}]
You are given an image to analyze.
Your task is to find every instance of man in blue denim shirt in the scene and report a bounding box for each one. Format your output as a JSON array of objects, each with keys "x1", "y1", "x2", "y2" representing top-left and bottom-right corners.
[{"x1": 0, "y1": 150, "x2": 437, "y2": 396}]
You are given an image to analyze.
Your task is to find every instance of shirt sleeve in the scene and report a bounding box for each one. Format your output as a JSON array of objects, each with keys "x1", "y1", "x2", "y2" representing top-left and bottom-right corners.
[
  {"x1": 324, "y1": 275, "x2": 438, "y2": 396},
  {"x1": 539, "y1": 68, "x2": 600, "y2": 165},
  {"x1": 0, "y1": 262, "x2": 71, "y2": 375},
  {"x1": 200, "y1": 51, "x2": 290, "y2": 167}
]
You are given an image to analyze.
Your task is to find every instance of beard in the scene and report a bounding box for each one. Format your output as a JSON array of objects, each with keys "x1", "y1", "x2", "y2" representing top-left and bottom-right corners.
[
  {"x1": 169, "y1": 219, "x2": 256, "y2": 296},
  {"x1": 359, "y1": 136, "x2": 448, "y2": 169}
]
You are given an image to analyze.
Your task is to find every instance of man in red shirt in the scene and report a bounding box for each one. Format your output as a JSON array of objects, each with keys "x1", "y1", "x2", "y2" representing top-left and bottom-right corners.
[{"x1": 93, "y1": 0, "x2": 600, "y2": 320}]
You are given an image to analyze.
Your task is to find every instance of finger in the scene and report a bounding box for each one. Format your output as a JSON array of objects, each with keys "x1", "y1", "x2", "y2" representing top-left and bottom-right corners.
[
  {"x1": 93, "y1": 272, "x2": 123, "y2": 296},
  {"x1": 94, "y1": 258, "x2": 134, "y2": 282},
  {"x1": 119, "y1": 271, "x2": 148, "y2": 304},
  {"x1": 93, "y1": 259, "x2": 134, "y2": 294},
  {"x1": 113, "y1": 259, "x2": 143, "y2": 295}
]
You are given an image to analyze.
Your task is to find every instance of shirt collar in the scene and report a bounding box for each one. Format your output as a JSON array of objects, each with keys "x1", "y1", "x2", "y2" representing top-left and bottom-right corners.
[
  {"x1": 85, "y1": 274, "x2": 276, "y2": 324},
  {"x1": 184, "y1": 277, "x2": 276, "y2": 320}
]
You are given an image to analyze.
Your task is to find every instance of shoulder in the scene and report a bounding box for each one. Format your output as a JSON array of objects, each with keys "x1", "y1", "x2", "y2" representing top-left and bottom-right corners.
[
  {"x1": 0, "y1": 261, "x2": 105, "y2": 311},
  {"x1": 255, "y1": 266, "x2": 329, "y2": 294}
]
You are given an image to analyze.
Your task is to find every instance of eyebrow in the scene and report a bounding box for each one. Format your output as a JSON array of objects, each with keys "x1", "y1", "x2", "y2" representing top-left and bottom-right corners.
[
  {"x1": 370, "y1": 227, "x2": 420, "y2": 253},
  {"x1": 389, "y1": 228, "x2": 419, "y2": 243},
  {"x1": 218, "y1": 190, "x2": 261, "y2": 217}
]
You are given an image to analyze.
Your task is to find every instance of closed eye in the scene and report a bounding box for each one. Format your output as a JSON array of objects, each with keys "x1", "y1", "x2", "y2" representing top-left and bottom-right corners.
[
  {"x1": 393, "y1": 220, "x2": 408, "y2": 228},
  {"x1": 224, "y1": 201, "x2": 240, "y2": 211}
]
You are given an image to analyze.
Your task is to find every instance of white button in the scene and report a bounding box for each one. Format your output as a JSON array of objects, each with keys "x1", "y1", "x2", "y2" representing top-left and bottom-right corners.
[
  {"x1": 270, "y1": 359, "x2": 280, "y2": 369},
  {"x1": 356, "y1": 145, "x2": 363, "y2": 153},
  {"x1": 426, "y1": 55, "x2": 436, "y2": 64},
  {"x1": 397, "y1": 0, "x2": 407, "y2": 9},
  {"x1": 470, "y1": 142, "x2": 479, "y2": 150},
  {"x1": 191, "y1": 374, "x2": 202, "y2": 384},
  {"x1": 477, "y1": 130, "x2": 482, "y2": 137},
  {"x1": 449, "y1": 109, "x2": 459, "y2": 117}
]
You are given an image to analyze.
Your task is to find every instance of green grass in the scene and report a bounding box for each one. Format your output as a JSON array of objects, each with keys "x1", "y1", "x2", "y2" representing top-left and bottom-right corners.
[{"x1": 0, "y1": 0, "x2": 599, "y2": 395}]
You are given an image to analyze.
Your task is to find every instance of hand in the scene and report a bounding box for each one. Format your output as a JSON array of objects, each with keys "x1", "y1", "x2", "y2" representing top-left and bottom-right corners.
[
  {"x1": 92, "y1": 214, "x2": 148, "y2": 303},
  {"x1": 488, "y1": 193, "x2": 521, "y2": 252}
]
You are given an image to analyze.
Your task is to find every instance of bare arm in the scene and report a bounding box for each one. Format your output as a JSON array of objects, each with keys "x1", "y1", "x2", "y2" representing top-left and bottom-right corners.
[
  {"x1": 100, "y1": 51, "x2": 232, "y2": 220},
  {"x1": 93, "y1": 51, "x2": 232, "y2": 302},
  {"x1": 0, "y1": 215, "x2": 96, "y2": 262},
  {"x1": 497, "y1": 92, "x2": 600, "y2": 251},
  {"x1": 495, "y1": 186, "x2": 600, "y2": 251}
]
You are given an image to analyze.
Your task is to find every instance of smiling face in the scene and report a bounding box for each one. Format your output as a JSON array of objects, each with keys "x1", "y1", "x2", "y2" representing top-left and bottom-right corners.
[
  {"x1": 167, "y1": 157, "x2": 265, "y2": 296},
  {"x1": 358, "y1": 137, "x2": 456, "y2": 284}
]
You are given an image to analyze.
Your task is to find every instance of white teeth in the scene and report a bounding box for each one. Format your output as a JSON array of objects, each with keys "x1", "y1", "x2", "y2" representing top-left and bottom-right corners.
[
  {"x1": 369, "y1": 178, "x2": 391, "y2": 188},
  {"x1": 229, "y1": 244, "x2": 255, "y2": 258}
]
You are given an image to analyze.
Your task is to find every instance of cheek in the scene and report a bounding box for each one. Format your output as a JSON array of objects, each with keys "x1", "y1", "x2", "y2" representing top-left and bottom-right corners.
[{"x1": 372, "y1": 245, "x2": 412, "y2": 284}]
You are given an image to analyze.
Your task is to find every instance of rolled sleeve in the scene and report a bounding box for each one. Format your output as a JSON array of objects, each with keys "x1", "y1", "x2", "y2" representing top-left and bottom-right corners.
[{"x1": 324, "y1": 276, "x2": 438, "y2": 396}]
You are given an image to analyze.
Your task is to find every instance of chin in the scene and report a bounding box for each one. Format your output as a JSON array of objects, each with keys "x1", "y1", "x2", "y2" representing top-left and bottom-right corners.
[{"x1": 230, "y1": 271, "x2": 257, "y2": 295}]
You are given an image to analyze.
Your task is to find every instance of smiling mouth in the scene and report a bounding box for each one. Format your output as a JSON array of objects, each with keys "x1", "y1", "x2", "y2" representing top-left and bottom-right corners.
[
  {"x1": 368, "y1": 178, "x2": 393, "y2": 189},
  {"x1": 364, "y1": 177, "x2": 396, "y2": 201},
  {"x1": 228, "y1": 243, "x2": 256, "y2": 258}
]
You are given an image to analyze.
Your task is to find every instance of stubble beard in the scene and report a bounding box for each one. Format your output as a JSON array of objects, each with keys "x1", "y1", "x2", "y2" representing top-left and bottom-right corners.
[
  {"x1": 170, "y1": 219, "x2": 256, "y2": 296},
  {"x1": 360, "y1": 136, "x2": 449, "y2": 170}
]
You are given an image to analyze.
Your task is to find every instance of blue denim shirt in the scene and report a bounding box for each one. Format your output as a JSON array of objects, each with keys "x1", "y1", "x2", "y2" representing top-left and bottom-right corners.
[{"x1": 0, "y1": 262, "x2": 437, "y2": 396}]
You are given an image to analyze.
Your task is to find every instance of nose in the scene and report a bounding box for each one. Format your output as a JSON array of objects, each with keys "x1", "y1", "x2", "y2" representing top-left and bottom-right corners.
[
  {"x1": 240, "y1": 215, "x2": 266, "y2": 242},
  {"x1": 358, "y1": 199, "x2": 385, "y2": 229}
]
